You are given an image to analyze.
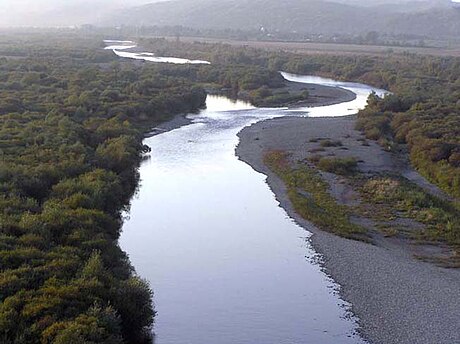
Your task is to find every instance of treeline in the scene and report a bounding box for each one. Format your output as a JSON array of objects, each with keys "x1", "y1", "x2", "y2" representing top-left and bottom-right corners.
[
  {"x1": 0, "y1": 37, "x2": 207, "y2": 343},
  {"x1": 83, "y1": 26, "x2": 428, "y2": 48}
]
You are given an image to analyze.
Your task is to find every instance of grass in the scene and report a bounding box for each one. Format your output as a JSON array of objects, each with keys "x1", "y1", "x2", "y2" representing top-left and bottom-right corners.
[
  {"x1": 359, "y1": 176, "x2": 460, "y2": 246},
  {"x1": 264, "y1": 150, "x2": 368, "y2": 241},
  {"x1": 375, "y1": 224, "x2": 401, "y2": 238}
]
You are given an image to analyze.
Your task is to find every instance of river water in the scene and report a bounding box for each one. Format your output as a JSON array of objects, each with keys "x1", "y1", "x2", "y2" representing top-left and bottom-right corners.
[
  {"x1": 104, "y1": 40, "x2": 211, "y2": 64},
  {"x1": 120, "y1": 71, "x2": 386, "y2": 343}
]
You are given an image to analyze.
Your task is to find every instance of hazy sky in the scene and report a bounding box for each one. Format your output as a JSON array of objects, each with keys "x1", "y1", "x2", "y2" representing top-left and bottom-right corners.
[
  {"x1": 0, "y1": 0, "x2": 152, "y2": 27},
  {"x1": 0, "y1": 0, "x2": 149, "y2": 11}
]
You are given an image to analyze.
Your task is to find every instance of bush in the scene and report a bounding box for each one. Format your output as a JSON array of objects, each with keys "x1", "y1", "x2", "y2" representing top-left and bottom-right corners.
[
  {"x1": 319, "y1": 139, "x2": 343, "y2": 147},
  {"x1": 317, "y1": 157, "x2": 358, "y2": 175}
]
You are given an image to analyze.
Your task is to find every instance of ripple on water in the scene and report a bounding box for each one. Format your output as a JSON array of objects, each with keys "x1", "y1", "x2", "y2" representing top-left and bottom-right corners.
[{"x1": 120, "y1": 75, "x2": 383, "y2": 343}]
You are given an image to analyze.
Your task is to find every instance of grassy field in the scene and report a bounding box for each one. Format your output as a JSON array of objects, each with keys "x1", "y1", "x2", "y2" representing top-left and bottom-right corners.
[{"x1": 162, "y1": 36, "x2": 460, "y2": 57}]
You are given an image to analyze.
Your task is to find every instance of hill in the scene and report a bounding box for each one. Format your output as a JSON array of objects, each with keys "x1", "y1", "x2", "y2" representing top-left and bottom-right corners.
[{"x1": 105, "y1": 0, "x2": 460, "y2": 40}]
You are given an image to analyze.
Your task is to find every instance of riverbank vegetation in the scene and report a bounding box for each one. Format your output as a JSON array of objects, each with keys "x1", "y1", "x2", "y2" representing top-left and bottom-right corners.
[
  {"x1": 355, "y1": 91, "x2": 460, "y2": 198},
  {"x1": 359, "y1": 176, "x2": 460, "y2": 248},
  {"x1": 264, "y1": 150, "x2": 368, "y2": 241},
  {"x1": 266, "y1": 146, "x2": 459, "y2": 266},
  {"x1": 351, "y1": 172, "x2": 459, "y2": 267}
]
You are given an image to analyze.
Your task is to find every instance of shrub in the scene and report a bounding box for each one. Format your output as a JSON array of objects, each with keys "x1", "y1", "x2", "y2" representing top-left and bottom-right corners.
[
  {"x1": 317, "y1": 157, "x2": 358, "y2": 175},
  {"x1": 319, "y1": 139, "x2": 343, "y2": 147}
]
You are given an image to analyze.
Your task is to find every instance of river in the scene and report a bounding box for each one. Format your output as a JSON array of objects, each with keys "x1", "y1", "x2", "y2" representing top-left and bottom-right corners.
[
  {"x1": 119, "y1": 70, "x2": 386, "y2": 344},
  {"x1": 104, "y1": 40, "x2": 211, "y2": 64}
]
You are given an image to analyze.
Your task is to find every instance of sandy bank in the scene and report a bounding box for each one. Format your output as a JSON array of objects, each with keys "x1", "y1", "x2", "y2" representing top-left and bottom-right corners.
[{"x1": 236, "y1": 116, "x2": 460, "y2": 344}]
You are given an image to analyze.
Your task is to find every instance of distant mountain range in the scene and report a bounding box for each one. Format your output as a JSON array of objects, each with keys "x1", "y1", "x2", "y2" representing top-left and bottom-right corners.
[
  {"x1": 3, "y1": 0, "x2": 460, "y2": 40},
  {"x1": 104, "y1": 0, "x2": 460, "y2": 39}
]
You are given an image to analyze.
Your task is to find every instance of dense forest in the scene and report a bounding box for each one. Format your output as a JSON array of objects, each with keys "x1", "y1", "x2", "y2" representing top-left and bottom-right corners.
[{"x1": 1, "y1": 32, "x2": 459, "y2": 342}]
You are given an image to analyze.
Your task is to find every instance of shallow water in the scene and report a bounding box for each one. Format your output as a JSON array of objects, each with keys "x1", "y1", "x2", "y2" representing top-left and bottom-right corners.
[
  {"x1": 120, "y1": 74, "x2": 385, "y2": 344},
  {"x1": 104, "y1": 40, "x2": 211, "y2": 64}
]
